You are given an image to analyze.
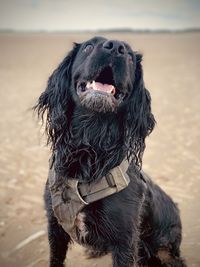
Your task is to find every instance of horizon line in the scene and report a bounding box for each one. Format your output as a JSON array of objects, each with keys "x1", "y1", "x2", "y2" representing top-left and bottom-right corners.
[{"x1": 1, "y1": 27, "x2": 200, "y2": 34}]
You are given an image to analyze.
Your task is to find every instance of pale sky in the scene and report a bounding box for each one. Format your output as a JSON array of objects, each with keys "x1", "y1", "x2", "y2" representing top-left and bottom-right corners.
[{"x1": 0, "y1": 0, "x2": 200, "y2": 31}]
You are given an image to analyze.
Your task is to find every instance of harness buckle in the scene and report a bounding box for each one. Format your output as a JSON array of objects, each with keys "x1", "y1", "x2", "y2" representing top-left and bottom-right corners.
[
  {"x1": 107, "y1": 166, "x2": 130, "y2": 192},
  {"x1": 76, "y1": 165, "x2": 130, "y2": 204}
]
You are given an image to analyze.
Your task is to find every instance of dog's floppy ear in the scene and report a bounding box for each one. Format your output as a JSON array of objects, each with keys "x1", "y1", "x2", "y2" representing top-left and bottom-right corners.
[
  {"x1": 34, "y1": 44, "x2": 80, "y2": 147},
  {"x1": 126, "y1": 53, "x2": 156, "y2": 166}
]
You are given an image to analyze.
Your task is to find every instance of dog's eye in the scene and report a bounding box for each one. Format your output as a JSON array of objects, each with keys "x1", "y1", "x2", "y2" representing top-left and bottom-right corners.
[
  {"x1": 128, "y1": 53, "x2": 133, "y2": 63},
  {"x1": 83, "y1": 44, "x2": 94, "y2": 53}
]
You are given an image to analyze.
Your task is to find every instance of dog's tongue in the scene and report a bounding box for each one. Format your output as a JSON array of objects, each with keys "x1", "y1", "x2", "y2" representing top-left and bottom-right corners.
[{"x1": 93, "y1": 81, "x2": 115, "y2": 94}]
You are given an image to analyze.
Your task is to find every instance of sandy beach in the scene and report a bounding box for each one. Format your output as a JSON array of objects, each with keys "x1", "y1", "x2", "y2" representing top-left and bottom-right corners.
[{"x1": 0, "y1": 32, "x2": 199, "y2": 267}]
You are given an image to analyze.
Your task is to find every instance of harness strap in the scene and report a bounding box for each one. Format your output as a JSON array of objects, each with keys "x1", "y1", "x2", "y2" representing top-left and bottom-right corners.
[{"x1": 78, "y1": 161, "x2": 130, "y2": 204}]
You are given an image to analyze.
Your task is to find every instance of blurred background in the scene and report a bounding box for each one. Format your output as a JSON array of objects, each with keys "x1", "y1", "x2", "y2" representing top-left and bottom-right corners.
[{"x1": 0, "y1": 1, "x2": 200, "y2": 266}]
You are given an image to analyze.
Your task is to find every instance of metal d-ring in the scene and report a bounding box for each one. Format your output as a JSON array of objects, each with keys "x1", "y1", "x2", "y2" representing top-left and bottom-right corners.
[{"x1": 75, "y1": 181, "x2": 89, "y2": 205}]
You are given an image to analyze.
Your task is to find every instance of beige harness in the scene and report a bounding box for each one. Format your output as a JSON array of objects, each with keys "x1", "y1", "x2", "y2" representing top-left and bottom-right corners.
[{"x1": 48, "y1": 161, "x2": 130, "y2": 234}]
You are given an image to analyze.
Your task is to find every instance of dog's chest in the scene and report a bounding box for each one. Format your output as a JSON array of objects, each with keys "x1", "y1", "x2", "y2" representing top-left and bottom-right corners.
[{"x1": 70, "y1": 212, "x2": 89, "y2": 244}]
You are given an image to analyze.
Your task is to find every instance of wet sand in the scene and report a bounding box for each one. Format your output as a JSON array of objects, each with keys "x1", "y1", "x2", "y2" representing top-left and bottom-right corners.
[{"x1": 0, "y1": 32, "x2": 199, "y2": 267}]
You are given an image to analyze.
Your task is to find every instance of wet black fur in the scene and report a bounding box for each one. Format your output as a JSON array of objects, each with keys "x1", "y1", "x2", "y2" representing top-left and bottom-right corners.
[{"x1": 35, "y1": 37, "x2": 187, "y2": 267}]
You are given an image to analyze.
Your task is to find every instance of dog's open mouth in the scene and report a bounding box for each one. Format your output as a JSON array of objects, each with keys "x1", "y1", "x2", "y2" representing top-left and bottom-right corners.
[
  {"x1": 76, "y1": 67, "x2": 125, "y2": 113},
  {"x1": 85, "y1": 80, "x2": 116, "y2": 95}
]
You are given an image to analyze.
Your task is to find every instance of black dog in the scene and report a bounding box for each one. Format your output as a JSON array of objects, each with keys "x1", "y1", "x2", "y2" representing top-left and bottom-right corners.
[{"x1": 35, "y1": 36, "x2": 187, "y2": 267}]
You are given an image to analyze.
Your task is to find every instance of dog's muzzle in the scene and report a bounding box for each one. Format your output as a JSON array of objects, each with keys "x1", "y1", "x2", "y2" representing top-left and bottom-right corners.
[{"x1": 48, "y1": 160, "x2": 130, "y2": 235}]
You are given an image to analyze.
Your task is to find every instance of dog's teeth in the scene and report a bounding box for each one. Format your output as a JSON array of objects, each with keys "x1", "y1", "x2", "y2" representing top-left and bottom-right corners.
[
  {"x1": 86, "y1": 82, "x2": 91, "y2": 89},
  {"x1": 92, "y1": 80, "x2": 96, "y2": 89}
]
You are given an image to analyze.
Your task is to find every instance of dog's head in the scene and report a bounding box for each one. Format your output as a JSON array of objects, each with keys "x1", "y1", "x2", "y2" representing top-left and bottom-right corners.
[
  {"x1": 35, "y1": 36, "x2": 155, "y2": 171},
  {"x1": 72, "y1": 36, "x2": 136, "y2": 113}
]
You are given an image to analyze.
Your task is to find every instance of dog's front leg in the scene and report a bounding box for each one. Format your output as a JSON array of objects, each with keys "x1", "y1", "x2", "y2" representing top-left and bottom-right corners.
[
  {"x1": 45, "y1": 182, "x2": 71, "y2": 267},
  {"x1": 48, "y1": 215, "x2": 71, "y2": 267},
  {"x1": 112, "y1": 243, "x2": 137, "y2": 267}
]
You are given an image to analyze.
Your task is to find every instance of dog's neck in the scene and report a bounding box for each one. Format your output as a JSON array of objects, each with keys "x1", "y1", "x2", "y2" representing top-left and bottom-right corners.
[{"x1": 54, "y1": 107, "x2": 127, "y2": 182}]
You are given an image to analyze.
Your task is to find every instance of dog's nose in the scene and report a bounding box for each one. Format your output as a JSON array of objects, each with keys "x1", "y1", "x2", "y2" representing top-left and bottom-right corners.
[{"x1": 103, "y1": 40, "x2": 125, "y2": 55}]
